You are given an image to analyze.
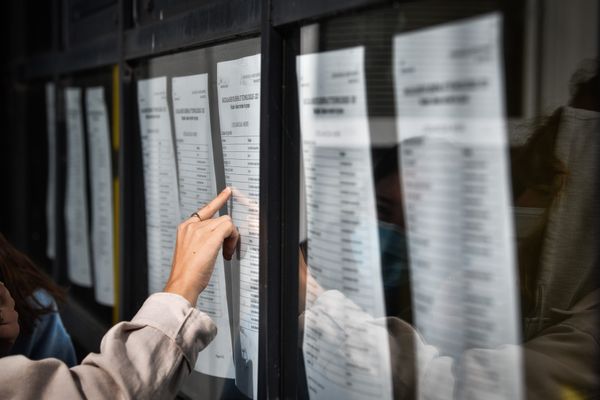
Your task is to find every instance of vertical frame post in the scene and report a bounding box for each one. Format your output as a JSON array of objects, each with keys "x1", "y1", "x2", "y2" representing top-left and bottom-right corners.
[
  {"x1": 259, "y1": 0, "x2": 284, "y2": 397},
  {"x1": 259, "y1": 2, "x2": 302, "y2": 397}
]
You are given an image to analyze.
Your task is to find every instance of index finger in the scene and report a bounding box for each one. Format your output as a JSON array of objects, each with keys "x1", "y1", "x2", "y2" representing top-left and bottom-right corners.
[{"x1": 198, "y1": 187, "x2": 232, "y2": 220}]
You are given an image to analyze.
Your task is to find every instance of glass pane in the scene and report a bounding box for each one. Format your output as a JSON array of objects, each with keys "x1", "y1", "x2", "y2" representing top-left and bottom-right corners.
[
  {"x1": 133, "y1": 37, "x2": 261, "y2": 400},
  {"x1": 296, "y1": 1, "x2": 599, "y2": 399},
  {"x1": 60, "y1": 69, "x2": 115, "y2": 325}
]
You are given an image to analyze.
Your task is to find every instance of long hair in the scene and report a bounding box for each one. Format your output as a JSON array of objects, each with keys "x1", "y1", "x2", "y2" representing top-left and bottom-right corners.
[
  {"x1": 511, "y1": 64, "x2": 599, "y2": 317},
  {"x1": 0, "y1": 233, "x2": 66, "y2": 335}
]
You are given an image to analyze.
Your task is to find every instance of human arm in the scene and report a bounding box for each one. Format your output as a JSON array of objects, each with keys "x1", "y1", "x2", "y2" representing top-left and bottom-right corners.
[{"x1": 0, "y1": 188, "x2": 239, "y2": 399}]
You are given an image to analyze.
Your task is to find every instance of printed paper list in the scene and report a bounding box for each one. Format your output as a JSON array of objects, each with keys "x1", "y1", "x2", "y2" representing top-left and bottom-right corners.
[
  {"x1": 298, "y1": 47, "x2": 393, "y2": 400},
  {"x1": 64, "y1": 87, "x2": 93, "y2": 287},
  {"x1": 85, "y1": 87, "x2": 115, "y2": 306},
  {"x1": 137, "y1": 77, "x2": 181, "y2": 295},
  {"x1": 45, "y1": 83, "x2": 57, "y2": 259},
  {"x1": 172, "y1": 73, "x2": 234, "y2": 378},
  {"x1": 393, "y1": 13, "x2": 522, "y2": 400},
  {"x1": 217, "y1": 53, "x2": 261, "y2": 398}
]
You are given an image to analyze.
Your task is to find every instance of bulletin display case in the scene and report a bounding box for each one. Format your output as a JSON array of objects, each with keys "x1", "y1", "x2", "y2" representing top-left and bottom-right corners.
[{"x1": 2, "y1": 0, "x2": 598, "y2": 399}]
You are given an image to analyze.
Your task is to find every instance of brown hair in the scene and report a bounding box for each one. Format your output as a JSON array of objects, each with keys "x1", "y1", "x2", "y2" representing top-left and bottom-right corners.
[
  {"x1": 512, "y1": 64, "x2": 598, "y2": 317},
  {"x1": 0, "y1": 233, "x2": 66, "y2": 335}
]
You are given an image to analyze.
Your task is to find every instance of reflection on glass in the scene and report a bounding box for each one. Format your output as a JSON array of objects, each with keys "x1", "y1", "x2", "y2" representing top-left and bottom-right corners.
[
  {"x1": 393, "y1": 13, "x2": 522, "y2": 400},
  {"x1": 298, "y1": 2, "x2": 599, "y2": 400},
  {"x1": 511, "y1": 59, "x2": 599, "y2": 399},
  {"x1": 298, "y1": 46, "x2": 393, "y2": 400}
]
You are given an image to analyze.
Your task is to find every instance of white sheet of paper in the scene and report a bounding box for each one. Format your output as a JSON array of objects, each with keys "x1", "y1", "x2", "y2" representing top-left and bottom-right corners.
[
  {"x1": 297, "y1": 47, "x2": 393, "y2": 400},
  {"x1": 137, "y1": 77, "x2": 181, "y2": 295},
  {"x1": 85, "y1": 87, "x2": 115, "y2": 306},
  {"x1": 64, "y1": 88, "x2": 93, "y2": 287},
  {"x1": 45, "y1": 83, "x2": 57, "y2": 259},
  {"x1": 172, "y1": 73, "x2": 235, "y2": 379},
  {"x1": 393, "y1": 13, "x2": 522, "y2": 400},
  {"x1": 217, "y1": 53, "x2": 261, "y2": 398}
]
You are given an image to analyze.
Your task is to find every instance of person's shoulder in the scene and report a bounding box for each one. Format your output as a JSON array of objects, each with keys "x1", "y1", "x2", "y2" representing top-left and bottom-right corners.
[
  {"x1": 30, "y1": 289, "x2": 58, "y2": 311},
  {"x1": 21, "y1": 290, "x2": 77, "y2": 366}
]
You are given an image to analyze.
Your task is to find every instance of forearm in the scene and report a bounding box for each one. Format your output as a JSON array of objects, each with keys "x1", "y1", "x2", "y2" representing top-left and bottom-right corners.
[{"x1": 0, "y1": 293, "x2": 216, "y2": 400}]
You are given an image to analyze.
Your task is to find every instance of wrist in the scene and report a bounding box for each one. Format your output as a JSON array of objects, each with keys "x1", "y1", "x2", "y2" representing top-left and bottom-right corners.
[{"x1": 164, "y1": 279, "x2": 199, "y2": 305}]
